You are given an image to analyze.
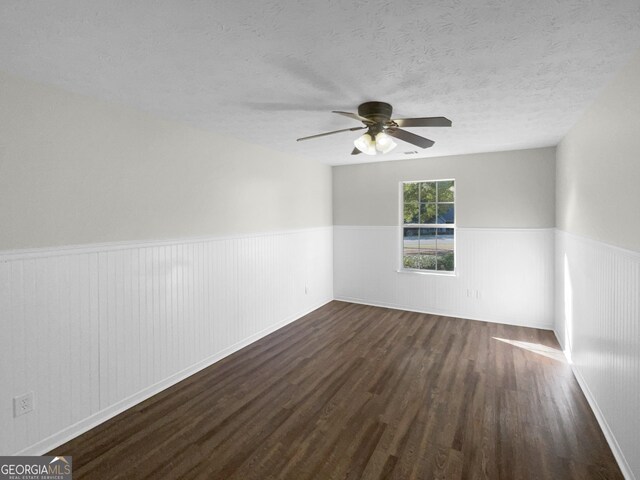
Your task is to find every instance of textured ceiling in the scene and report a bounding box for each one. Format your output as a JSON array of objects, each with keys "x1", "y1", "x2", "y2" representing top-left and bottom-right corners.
[{"x1": 1, "y1": 1, "x2": 639, "y2": 165}]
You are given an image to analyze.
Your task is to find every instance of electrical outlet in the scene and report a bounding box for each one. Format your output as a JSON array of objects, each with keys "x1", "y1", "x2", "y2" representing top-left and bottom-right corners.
[{"x1": 14, "y1": 392, "x2": 34, "y2": 417}]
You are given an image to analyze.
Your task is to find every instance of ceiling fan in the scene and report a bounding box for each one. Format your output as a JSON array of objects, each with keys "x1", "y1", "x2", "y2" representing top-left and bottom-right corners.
[{"x1": 296, "y1": 101, "x2": 452, "y2": 156}]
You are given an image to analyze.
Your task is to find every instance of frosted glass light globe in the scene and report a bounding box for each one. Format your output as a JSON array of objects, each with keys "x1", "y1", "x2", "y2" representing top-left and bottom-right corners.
[
  {"x1": 353, "y1": 133, "x2": 377, "y2": 155},
  {"x1": 375, "y1": 132, "x2": 397, "y2": 153}
]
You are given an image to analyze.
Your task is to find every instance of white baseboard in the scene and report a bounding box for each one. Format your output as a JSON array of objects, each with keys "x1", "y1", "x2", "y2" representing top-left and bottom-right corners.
[
  {"x1": 14, "y1": 298, "x2": 332, "y2": 456},
  {"x1": 553, "y1": 330, "x2": 635, "y2": 480},
  {"x1": 335, "y1": 296, "x2": 554, "y2": 331}
]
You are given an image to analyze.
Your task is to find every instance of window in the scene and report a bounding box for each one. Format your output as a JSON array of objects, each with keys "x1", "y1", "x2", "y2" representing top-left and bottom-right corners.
[{"x1": 401, "y1": 179, "x2": 455, "y2": 272}]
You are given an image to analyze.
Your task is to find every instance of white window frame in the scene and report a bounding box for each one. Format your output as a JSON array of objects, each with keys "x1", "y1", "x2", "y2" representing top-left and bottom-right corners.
[{"x1": 398, "y1": 179, "x2": 456, "y2": 275}]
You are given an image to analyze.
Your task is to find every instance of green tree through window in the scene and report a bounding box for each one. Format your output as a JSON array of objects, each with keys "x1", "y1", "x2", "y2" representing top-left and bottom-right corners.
[{"x1": 402, "y1": 180, "x2": 455, "y2": 272}]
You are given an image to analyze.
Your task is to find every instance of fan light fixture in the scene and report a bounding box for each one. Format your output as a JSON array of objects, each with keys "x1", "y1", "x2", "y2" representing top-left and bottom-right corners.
[
  {"x1": 354, "y1": 131, "x2": 397, "y2": 155},
  {"x1": 296, "y1": 101, "x2": 452, "y2": 156}
]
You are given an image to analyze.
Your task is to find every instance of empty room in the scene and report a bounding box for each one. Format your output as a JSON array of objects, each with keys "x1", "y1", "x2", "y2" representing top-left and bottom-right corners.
[{"x1": 1, "y1": 1, "x2": 639, "y2": 479}]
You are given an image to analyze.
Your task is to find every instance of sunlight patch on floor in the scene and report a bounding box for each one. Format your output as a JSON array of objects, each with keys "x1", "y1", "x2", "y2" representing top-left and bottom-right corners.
[{"x1": 492, "y1": 337, "x2": 567, "y2": 362}]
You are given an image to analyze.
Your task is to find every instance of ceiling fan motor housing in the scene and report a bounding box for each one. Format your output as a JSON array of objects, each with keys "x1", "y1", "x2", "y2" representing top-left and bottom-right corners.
[{"x1": 358, "y1": 101, "x2": 393, "y2": 124}]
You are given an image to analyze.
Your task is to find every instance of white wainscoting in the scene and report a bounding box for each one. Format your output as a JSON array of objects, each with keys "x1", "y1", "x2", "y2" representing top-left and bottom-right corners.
[
  {"x1": 0, "y1": 227, "x2": 333, "y2": 456},
  {"x1": 334, "y1": 226, "x2": 554, "y2": 329},
  {"x1": 555, "y1": 229, "x2": 639, "y2": 480}
]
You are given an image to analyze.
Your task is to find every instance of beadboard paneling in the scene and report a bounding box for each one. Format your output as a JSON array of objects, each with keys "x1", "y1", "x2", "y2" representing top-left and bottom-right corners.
[
  {"x1": 334, "y1": 226, "x2": 554, "y2": 329},
  {"x1": 0, "y1": 227, "x2": 333, "y2": 456},
  {"x1": 555, "y1": 229, "x2": 639, "y2": 479}
]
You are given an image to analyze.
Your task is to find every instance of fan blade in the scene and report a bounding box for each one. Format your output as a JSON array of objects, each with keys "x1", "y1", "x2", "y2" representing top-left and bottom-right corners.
[
  {"x1": 332, "y1": 111, "x2": 373, "y2": 124},
  {"x1": 392, "y1": 117, "x2": 452, "y2": 128},
  {"x1": 351, "y1": 147, "x2": 361, "y2": 155},
  {"x1": 386, "y1": 128, "x2": 435, "y2": 149},
  {"x1": 296, "y1": 126, "x2": 366, "y2": 142}
]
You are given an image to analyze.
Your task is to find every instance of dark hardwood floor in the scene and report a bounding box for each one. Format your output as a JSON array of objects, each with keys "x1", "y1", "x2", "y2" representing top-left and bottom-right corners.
[{"x1": 49, "y1": 301, "x2": 623, "y2": 479}]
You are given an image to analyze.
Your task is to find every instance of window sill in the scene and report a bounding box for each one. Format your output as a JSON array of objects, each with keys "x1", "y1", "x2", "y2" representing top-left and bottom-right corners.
[{"x1": 396, "y1": 269, "x2": 457, "y2": 277}]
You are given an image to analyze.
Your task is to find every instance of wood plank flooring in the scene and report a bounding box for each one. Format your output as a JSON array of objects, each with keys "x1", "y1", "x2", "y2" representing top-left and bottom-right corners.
[{"x1": 49, "y1": 301, "x2": 623, "y2": 479}]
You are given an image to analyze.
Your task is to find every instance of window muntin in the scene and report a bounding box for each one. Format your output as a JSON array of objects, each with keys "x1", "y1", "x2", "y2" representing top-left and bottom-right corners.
[{"x1": 402, "y1": 180, "x2": 455, "y2": 272}]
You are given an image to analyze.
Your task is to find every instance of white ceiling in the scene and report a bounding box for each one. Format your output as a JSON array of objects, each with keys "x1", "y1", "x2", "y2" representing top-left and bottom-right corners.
[{"x1": 1, "y1": 1, "x2": 639, "y2": 165}]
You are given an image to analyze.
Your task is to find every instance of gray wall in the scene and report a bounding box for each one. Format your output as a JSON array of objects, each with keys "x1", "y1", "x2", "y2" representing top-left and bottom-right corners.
[
  {"x1": 333, "y1": 147, "x2": 556, "y2": 228},
  {"x1": 556, "y1": 50, "x2": 640, "y2": 252},
  {"x1": 0, "y1": 71, "x2": 332, "y2": 250}
]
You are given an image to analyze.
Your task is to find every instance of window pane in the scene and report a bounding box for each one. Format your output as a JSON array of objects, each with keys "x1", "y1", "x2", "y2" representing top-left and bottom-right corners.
[
  {"x1": 403, "y1": 228, "x2": 420, "y2": 255},
  {"x1": 436, "y1": 251, "x2": 455, "y2": 271},
  {"x1": 403, "y1": 202, "x2": 419, "y2": 224},
  {"x1": 437, "y1": 204, "x2": 455, "y2": 224},
  {"x1": 419, "y1": 228, "x2": 436, "y2": 255},
  {"x1": 404, "y1": 254, "x2": 437, "y2": 270},
  {"x1": 436, "y1": 228, "x2": 455, "y2": 271},
  {"x1": 420, "y1": 182, "x2": 436, "y2": 202},
  {"x1": 437, "y1": 228, "x2": 454, "y2": 252},
  {"x1": 403, "y1": 183, "x2": 419, "y2": 202},
  {"x1": 403, "y1": 255, "x2": 419, "y2": 268},
  {"x1": 420, "y1": 203, "x2": 437, "y2": 224},
  {"x1": 437, "y1": 180, "x2": 455, "y2": 202}
]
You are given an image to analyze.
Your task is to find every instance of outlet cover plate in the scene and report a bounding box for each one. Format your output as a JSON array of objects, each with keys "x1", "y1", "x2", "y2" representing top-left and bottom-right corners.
[{"x1": 14, "y1": 392, "x2": 34, "y2": 417}]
